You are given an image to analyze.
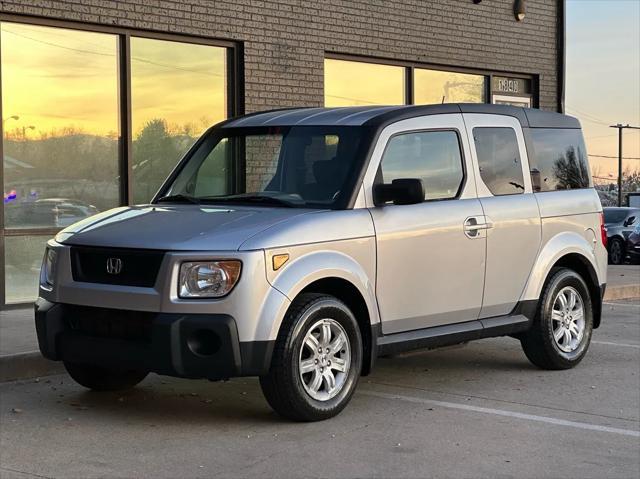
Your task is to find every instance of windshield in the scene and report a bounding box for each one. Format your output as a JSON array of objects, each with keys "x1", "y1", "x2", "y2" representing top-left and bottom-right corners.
[
  {"x1": 158, "y1": 126, "x2": 369, "y2": 209},
  {"x1": 604, "y1": 208, "x2": 630, "y2": 224}
]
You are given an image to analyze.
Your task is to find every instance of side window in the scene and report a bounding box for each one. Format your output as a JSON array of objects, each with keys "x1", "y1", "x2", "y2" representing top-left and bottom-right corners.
[
  {"x1": 380, "y1": 130, "x2": 464, "y2": 201},
  {"x1": 473, "y1": 127, "x2": 525, "y2": 196},
  {"x1": 527, "y1": 129, "x2": 590, "y2": 191}
]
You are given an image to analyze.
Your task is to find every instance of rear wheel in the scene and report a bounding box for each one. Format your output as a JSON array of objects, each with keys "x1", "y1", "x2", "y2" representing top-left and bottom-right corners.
[
  {"x1": 64, "y1": 362, "x2": 148, "y2": 391},
  {"x1": 608, "y1": 238, "x2": 625, "y2": 265},
  {"x1": 520, "y1": 268, "x2": 593, "y2": 370},
  {"x1": 259, "y1": 293, "x2": 362, "y2": 421}
]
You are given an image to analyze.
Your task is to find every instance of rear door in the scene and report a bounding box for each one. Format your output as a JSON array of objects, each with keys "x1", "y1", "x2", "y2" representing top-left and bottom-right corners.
[
  {"x1": 463, "y1": 114, "x2": 542, "y2": 318},
  {"x1": 366, "y1": 114, "x2": 486, "y2": 334}
]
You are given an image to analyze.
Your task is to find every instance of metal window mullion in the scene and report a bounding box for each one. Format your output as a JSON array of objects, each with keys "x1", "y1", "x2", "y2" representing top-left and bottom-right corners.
[
  {"x1": 0, "y1": 22, "x2": 5, "y2": 307},
  {"x1": 119, "y1": 33, "x2": 133, "y2": 206},
  {"x1": 405, "y1": 66, "x2": 414, "y2": 105}
]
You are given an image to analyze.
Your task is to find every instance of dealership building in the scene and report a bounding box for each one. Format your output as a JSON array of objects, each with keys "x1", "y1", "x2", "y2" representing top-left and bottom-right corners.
[{"x1": 0, "y1": 0, "x2": 564, "y2": 306}]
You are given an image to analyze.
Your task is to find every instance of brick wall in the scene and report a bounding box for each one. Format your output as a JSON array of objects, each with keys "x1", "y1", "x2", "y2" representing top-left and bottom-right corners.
[{"x1": 0, "y1": 0, "x2": 561, "y2": 111}]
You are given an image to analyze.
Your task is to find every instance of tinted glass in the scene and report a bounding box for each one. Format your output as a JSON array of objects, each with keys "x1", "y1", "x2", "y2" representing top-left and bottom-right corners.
[
  {"x1": 164, "y1": 127, "x2": 364, "y2": 208},
  {"x1": 414, "y1": 69, "x2": 486, "y2": 104},
  {"x1": 528, "y1": 129, "x2": 590, "y2": 191},
  {"x1": 381, "y1": 131, "x2": 464, "y2": 201},
  {"x1": 1, "y1": 23, "x2": 120, "y2": 228},
  {"x1": 324, "y1": 59, "x2": 405, "y2": 106},
  {"x1": 131, "y1": 37, "x2": 227, "y2": 203},
  {"x1": 4, "y1": 235, "x2": 49, "y2": 304},
  {"x1": 473, "y1": 127, "x2": 525, "y2": 196}
]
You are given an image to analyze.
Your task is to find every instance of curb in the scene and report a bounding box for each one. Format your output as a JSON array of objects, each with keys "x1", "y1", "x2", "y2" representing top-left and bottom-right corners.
[
  {"x1": 0, "y1": 351, "x2": 64, "y2": 383},
  {"x1": 603, "y1": 285, "x2": 640, "y2": 302}
]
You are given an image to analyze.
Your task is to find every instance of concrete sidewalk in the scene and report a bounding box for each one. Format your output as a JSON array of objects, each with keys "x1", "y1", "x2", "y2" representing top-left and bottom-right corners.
[{"x1": 1, "y1": 265, "x2": 638, "y2": 382}]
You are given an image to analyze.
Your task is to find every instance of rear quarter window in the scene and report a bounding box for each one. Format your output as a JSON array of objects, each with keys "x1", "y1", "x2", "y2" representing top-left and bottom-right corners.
[{"x1": 527, "y1": 128, "x2": 591, "y2": 191}]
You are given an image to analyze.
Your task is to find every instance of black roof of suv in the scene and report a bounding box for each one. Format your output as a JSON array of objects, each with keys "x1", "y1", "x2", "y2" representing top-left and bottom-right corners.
[{"x1": 222, "y1": 104, "x2": 581, "y2": 129}]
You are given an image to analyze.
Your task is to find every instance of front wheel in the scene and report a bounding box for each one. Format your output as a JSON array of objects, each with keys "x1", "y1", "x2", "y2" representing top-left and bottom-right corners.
[
  {"x1": 64, "y1": 362, "x2": 148, "y2": 391},
  {"x1": 259, "y1": 294, "x2": 362, "y2": 421},
  {"x1": 520, "y1": 268, "x2": 593, "y2": 370},
  {"x1": 608, "y1": 238, "x2": 625, "y2": 265}
]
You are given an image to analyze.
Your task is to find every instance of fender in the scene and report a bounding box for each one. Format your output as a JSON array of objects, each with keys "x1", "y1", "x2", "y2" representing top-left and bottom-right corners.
[
  {"x1": 521, "y1": 231, "x2": 600, "y2": 302},
  {"x1": 259, "y1": 246, "x2": 380, "y2": 342}
]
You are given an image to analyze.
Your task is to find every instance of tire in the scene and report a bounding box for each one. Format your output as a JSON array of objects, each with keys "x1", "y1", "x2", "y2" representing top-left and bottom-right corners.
[
  {"x1": 64, "y1": 362, "x2": 148, "y2": 392},
  {"x1": 608, "y1": 238, "x2": 625, "y2": 265},
  {"x1": 520, "y1": 268, "x2": 593, "y2": 370},
  {"x1": 259, "y1": 293, "x2": 363, "y2": 421}
]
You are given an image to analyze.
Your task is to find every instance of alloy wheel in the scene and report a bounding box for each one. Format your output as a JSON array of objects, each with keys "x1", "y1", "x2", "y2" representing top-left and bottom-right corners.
[
  {"x1": 298, "y1": 318, "x2": 351, "y2": 401},
  {"x1": 551, "y1": 286, "x2": 585, "y2": 353}
]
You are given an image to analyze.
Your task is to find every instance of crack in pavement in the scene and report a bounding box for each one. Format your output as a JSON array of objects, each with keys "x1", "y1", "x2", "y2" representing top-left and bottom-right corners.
[{"x1": 0, "y1": 466, "x2": 55, "y2": 479}]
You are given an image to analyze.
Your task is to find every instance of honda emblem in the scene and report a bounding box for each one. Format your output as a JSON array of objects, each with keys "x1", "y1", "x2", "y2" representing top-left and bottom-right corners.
[{"x1": 106, "y1": 257, "x2": 123, "y2": 275}]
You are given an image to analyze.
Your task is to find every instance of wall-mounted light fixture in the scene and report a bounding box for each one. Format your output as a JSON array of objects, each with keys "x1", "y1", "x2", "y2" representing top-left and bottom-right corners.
[{"x1": 514, "y1": 0, "x2": 526, "y2": 21}]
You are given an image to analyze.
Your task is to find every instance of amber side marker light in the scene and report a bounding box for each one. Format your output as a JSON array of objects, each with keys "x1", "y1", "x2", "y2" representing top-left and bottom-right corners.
[{"x1": 272, "y1": 254, "x2": 290, "y2": 271}]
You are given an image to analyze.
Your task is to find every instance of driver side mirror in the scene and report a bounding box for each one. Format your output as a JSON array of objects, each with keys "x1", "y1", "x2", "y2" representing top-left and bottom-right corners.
[
  {"x1": 373, "y1": 178, "x2": 425, "y2": 206},
  {"x1": 624, "y1": 216, "x2": 636, "y2": 227}
]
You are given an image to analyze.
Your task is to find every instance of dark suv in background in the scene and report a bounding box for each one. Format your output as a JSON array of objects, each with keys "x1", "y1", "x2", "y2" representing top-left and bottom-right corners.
[
  {"x1": 626, "y1": 224, "x2": 640, "y2": 264},
  {"x1": 604, "y1": 207, "x2": 640, "y2": 264}
]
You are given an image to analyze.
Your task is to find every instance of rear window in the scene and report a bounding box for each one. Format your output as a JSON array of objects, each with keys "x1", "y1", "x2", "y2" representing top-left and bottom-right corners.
[
  {"x1": 473, "y1": 127, "x2": 525, "y2": 196},
  {"x1": 527, "y1": 129, "x2": 590, "y2": 191}
]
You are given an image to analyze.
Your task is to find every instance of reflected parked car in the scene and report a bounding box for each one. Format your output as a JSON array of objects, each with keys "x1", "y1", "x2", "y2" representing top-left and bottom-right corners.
[
  {"x1": 603, "y1": 207, "x2": 640, "y2": 264},
  {"x1": 626, "y1": 224, "x2": 640, "y2": 264},
  {"x1": 4, "y1": 198, "x2": 99, "y2": 228},
  {"x1": 35, "y1": 198, "x2": 100, "y2": 227}
]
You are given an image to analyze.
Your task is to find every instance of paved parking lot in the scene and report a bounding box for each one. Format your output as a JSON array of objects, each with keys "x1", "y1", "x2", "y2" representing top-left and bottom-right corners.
[{"x1": 1, "y1": 299, "x2": 639, "y2": 479}]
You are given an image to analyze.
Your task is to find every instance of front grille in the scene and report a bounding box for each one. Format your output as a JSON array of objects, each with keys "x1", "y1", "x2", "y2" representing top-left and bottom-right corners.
[
  {"x1": 70, "y1": 246, "x2": 164, "y2": 287},
  {"x1": 65, "y1": 305, "x2": 155, "y2": 343}
]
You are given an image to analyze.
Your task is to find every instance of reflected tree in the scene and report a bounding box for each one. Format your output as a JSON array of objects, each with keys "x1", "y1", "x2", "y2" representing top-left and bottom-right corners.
[
  {"x1": 552, "y1": 146, "x2": 590, "y2": 190},
  {"x1": 132, "y1": 119, "x2": 181, "y2": 203}
]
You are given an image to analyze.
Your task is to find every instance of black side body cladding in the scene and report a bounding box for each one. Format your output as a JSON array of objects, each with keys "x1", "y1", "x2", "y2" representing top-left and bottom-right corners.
[{"x1": 375, "y1": 300, "x2": 537, "y2": 356}]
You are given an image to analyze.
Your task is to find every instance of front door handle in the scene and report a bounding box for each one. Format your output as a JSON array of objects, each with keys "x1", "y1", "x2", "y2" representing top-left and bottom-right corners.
[{"x1": 464, "y1": 216, "x2": 491, "y2": 238}]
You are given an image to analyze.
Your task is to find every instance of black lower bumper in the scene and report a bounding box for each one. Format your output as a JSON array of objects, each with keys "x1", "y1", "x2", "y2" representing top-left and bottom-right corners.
[{"x1": 35, "y1": 299, "x2": 273, "y2": 380}]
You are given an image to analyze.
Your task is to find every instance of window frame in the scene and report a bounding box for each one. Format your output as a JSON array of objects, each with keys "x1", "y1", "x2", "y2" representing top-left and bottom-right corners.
[
  {"x1": 376, "y1": 128, "x2": 468, "y2": 204},
  {"x1": 472, "y1": 126, "x2": 527, "y2": 197},
  {"x1": 0, "y1": 14, "x2": 241, "y2": 307}
]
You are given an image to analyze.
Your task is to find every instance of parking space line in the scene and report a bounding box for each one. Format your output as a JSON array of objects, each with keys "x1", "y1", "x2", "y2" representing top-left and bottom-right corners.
[
  {"x1": 592, "y1": 340, "x2": 640, "y2": 349},
  {"x1": 360, "y1": 390, "x2": 640, "y2": 438}
]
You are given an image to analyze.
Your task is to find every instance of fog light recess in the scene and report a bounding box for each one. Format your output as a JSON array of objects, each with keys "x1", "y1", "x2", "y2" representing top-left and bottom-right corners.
[{"x1": 187, "y1": 329, "x2": 221, "y2": 357}]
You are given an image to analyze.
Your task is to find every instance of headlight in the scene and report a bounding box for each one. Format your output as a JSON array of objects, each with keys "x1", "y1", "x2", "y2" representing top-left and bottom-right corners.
[
  {"x1": 42, "y1": 247, "x2": 57, "y2": 288},
  {"x1": 178, "y1": 261, "x2": 241, "y2": 298}
]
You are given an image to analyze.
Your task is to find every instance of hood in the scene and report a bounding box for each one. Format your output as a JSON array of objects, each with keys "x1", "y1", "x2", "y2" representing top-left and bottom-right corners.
[{"x1": 55, "y1": 205, "x2": 318, "y2": 251}]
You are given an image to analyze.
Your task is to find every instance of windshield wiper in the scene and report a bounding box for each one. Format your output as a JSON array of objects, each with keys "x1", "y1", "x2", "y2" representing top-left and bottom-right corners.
[
  {"x1": 201, "y1": 194, "x2": 296, "y2": 207},
  {"x1": 155, "y1": 194, "x2": 200, "y2": 204}
]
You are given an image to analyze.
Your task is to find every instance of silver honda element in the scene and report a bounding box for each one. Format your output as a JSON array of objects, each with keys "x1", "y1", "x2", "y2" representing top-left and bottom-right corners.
[{"x1": 36, "y1": 104, "x2": 607, "y2": 421}]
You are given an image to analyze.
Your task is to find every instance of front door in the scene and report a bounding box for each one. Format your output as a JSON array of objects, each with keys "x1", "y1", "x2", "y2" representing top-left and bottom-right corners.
[
  {"x1": 367, "y1": 114, "x2": 486, "y2": 334},
  {"x1": 463, "y1": 114, "x2": 541, "y2": 318}
]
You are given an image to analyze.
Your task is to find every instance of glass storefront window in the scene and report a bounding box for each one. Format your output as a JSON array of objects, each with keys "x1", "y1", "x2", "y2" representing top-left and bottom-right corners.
[
  {"x1": 4, "y1": 235, "x2": 49, "y2": 303},
  {"x1": 414, "y1": 68, "x2": 486, "y2": 104},
  {"x1": 324, "y1": 58, "x2": 405, "y2": 107},
  {"x1": 131, "y1": 37, "x2": 227, "y2": 204},
  {"x1": 1, "y1": 22, "x2": 232, "y2": 305},
  {"x1": 1, "y1": 23, "x2": 120, "y2": 229}
]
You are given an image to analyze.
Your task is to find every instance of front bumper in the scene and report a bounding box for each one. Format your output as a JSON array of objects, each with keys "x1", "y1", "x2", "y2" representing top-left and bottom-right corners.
[{"x1": 35, "y1": 299, "x2": 274, "y2": 380}]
